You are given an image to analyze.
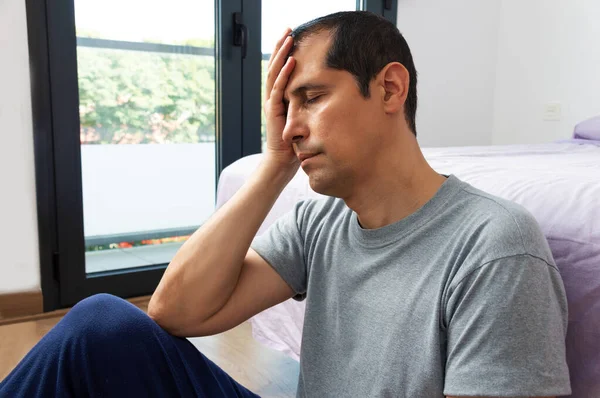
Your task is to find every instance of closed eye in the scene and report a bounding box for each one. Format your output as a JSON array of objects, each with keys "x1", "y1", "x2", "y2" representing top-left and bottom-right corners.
[{"x1": 305, "y1": 95, "x2": 322, "y2": 105}]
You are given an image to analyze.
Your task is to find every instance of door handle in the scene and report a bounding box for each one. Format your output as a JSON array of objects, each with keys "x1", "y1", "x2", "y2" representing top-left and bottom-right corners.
[{"x1": 233, "y1": 12, "x2": 248, "y2": 59}]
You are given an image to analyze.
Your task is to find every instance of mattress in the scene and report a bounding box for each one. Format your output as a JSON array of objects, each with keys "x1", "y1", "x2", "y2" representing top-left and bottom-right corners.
[{"x1": 215, "y1": 141, "x2": 600, "y2": 397}]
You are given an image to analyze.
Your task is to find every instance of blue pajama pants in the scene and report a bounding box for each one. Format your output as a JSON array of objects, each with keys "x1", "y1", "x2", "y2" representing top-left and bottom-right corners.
[{"x1": 0, "y1": 293, "x2": 260, "y2": 398}]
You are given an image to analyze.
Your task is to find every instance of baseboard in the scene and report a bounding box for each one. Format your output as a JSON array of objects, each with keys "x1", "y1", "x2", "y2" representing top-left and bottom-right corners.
[
  {"x1": 0, "y1": 294, "x2": 151, "y2": 327},
  {"x1": 0, "y1": 291, "x2": 44, "y2": 321}
]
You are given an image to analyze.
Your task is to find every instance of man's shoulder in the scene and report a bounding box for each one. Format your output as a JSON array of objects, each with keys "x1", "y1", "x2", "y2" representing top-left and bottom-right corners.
[{"x1": 449, "y1": 180, "x2": 555, "y2": 266}]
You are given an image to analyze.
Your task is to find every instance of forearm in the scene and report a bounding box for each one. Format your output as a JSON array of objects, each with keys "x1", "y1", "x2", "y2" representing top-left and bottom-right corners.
[{"x1": 148, "y1": 160, "x2": 296, "y2": 328}]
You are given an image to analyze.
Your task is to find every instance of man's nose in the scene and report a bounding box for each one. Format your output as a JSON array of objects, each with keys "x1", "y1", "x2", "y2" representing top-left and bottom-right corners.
[{"x1": 282, "y1": 106, "x2": 309, "y2": 145}]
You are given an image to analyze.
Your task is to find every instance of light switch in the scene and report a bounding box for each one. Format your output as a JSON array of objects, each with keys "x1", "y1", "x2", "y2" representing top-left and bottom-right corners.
[{"x1": 543, "y1": 103, "x2": 562, "y2": 121}]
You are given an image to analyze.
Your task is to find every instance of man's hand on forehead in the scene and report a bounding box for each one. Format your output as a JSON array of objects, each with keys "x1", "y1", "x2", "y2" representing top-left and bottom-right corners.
[{"x1": 262, "y1": 27, "x2": 301, "y2": 169}]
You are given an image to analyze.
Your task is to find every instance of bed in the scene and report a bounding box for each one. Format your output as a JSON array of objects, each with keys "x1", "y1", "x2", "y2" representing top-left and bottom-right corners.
[{"x1": 215, "y1": 140, "x2": 600, "y2": 397}]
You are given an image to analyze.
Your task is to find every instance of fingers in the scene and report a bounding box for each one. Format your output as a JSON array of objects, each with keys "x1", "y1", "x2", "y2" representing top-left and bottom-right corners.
[
  {"x1": 268, "y1": 56, "x2": 296, "y2": 109},
  {"x1": 266, "y1": 34, "x2": 294, "y2": 101},
  {"x1": 268, "y1": 28, "x2": 292, "y2": 69}
]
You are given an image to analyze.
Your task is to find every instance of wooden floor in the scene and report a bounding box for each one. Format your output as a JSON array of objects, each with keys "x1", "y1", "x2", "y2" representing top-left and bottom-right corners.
[{"x1": 0, "y1": 299, "x2": 299, "y2": 397}]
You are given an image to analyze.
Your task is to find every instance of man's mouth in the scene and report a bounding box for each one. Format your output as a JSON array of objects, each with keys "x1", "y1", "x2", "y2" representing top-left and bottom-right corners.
[{"x1": 297, "y1": 153, "x2": 319, "y2": 162}]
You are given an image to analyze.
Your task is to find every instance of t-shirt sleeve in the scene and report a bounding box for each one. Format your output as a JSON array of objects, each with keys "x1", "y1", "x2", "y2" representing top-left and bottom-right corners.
[
  {"x1": 250, "y1": 201, "x2": 308, "y2": 301},
  {"x1": 443, "y1": 255, "x2": 572, "y2": 397}
]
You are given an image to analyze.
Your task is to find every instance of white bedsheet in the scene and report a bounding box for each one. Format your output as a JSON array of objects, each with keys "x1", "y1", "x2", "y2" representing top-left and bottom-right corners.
[{"x1": 215, "y1": 142, "x2": 600, "y2": 362}]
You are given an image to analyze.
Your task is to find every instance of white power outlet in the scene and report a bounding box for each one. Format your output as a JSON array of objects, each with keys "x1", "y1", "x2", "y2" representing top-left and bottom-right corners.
[{"x1": 544, "y1": 103, "x2": 562, "y2": 121}]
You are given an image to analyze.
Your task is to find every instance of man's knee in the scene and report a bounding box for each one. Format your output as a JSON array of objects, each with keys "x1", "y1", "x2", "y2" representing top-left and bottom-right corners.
[{"x1": 62, "y1": 293, "x2": 154, "y2": 344}]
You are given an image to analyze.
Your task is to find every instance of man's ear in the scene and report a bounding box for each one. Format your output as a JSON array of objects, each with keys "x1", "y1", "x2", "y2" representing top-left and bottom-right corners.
[{"x1": 377, "y1": 62, "x2": 409, "y2": 114}]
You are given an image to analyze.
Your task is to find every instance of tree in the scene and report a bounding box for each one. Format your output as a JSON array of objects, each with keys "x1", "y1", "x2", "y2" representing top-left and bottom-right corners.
[{"x1": 77, "y1": 41, "x2": 216, "y2": 144}]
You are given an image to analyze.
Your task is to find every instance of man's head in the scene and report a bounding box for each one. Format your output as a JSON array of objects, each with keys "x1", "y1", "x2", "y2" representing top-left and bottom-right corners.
[
  {"x1": 281, "y1": 11, "x2": 419, "y2": 198},
  {"x1": 291, "y1": 11, "x2": 418, "y2": 135}
]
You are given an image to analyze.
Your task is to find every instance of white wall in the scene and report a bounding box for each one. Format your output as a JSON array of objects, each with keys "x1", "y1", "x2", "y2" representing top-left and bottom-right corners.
[
  {"x1": 396, "y1": 0, "x2": 503, "y2": 147},
  {"x1": 0, "y1": 0, "x2": 41, "y2": 294},
  {"x1": 398, "y1": 0, "x2": 600, "y2": 147},
  {"x1": 492, "y1": 0, "x2": 600, "y2": 145}
]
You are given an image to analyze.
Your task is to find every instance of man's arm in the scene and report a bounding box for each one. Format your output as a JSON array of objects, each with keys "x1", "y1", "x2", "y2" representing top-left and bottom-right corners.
[
  {"x1": 147, "y1": 163, "x2": 296, "y2": 336},
  {"x1": 148, "y1": 28, "x2": 300, "y2": 336},
  {"x1": 443, "y1": 254, "x2": 570, "y2": 397}
]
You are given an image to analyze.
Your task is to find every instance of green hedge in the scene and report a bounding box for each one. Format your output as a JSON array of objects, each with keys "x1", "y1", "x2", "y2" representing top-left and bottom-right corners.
[{"x1": 78, "y1": 46, "x2": 216, "y2": 144}]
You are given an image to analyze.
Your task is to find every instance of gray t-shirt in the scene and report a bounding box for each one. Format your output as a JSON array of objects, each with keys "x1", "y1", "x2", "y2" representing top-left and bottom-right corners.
[{"x1": 251, "y1": 175, "x2": 571, "y2": 397}]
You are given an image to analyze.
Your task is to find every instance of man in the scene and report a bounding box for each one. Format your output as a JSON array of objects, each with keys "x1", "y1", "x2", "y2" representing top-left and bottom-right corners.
[{"x1": 1, "y1": 11, "x2": 570, "y2": 398}]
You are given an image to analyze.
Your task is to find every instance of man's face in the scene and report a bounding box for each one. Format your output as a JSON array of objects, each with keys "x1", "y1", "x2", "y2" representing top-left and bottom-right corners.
[{"x1": 282, "y1": 32, "x2": 385, "y2": 198}]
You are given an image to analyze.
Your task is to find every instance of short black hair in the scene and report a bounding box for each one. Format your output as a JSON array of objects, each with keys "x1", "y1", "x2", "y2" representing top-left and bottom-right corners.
[{"x1": 292, "y1": 11, "x2": 418, "y2": 136}]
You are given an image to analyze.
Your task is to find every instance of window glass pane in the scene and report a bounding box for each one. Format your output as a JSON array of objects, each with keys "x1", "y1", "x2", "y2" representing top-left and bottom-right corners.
[
  {"x1": 74, "y1": 0, "x2": 215, "y2": 273},
  {"x1": 261, "y1": 0, "x2": 357, "y2": 147}
]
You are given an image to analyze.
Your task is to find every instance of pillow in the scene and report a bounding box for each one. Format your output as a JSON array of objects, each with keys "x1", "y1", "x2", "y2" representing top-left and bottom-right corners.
[{"x1": 573, "y1": 115, "x2": 600, "y2": 140}]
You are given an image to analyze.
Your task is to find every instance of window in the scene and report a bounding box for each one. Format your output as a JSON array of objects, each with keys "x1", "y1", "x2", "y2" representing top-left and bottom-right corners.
[{"x1": 74, "y1": 0, "x2": 217, "y2": 273}]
